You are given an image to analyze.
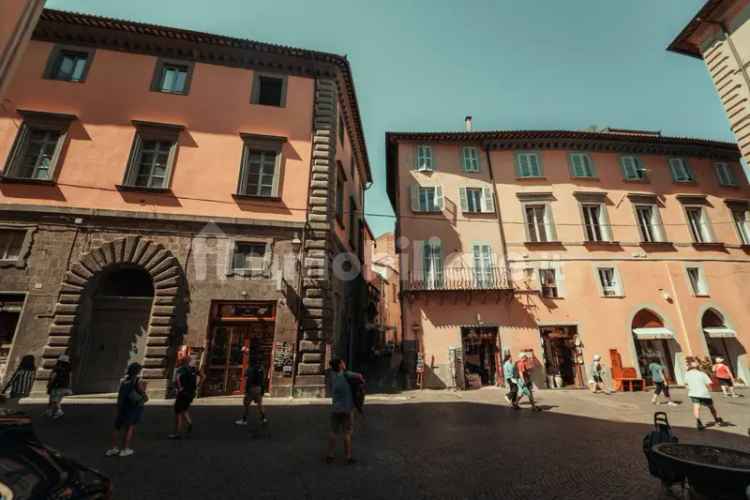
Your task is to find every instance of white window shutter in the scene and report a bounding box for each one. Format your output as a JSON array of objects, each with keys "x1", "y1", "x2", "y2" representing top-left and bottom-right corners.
[
  {"x1": 701, "y1": 209, "x2": 716, "y2": 243},
  {"x1": 482, "y1": 187, "x2": 495, "y2": 213},
  {"x1": 263, "y1": 241, "x2": 273, "y2": 271},
  {"x1": 652, "y1": 206, "x2": 666, "y2": 242},
  {"x1": 271, "y1": 153, "x2": 282, "y2": 197},
  {"x1": 435, "y1": 186, "x2": 444, "y2": 210},
  {"x1": 544, "y1": 204, "x2": 557, "y2": 241},
  {"x1": 599, "y1": 204, "x2": 613, "y2": 241},
  {"x1": 413, "y1": 240, "x2": 424, "y2": 282},
  {"x1": 615, "y1": 268, "x2": 625, "y2": 296},
  {"x1": 556, "y1": 264, "x2": 566, "y2": 297},
  {"x1": 459, "y1": 187, "x2": 468, "y2": 212},
  {"x1": 410, "y1": 185, "x2": 420, "y2": 212},
  {"x1": 433, "y1": 240, "x2": 443, "y2": 284}
]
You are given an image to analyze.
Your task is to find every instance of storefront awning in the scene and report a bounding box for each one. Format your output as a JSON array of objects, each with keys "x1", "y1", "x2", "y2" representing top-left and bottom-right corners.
[
  {"x1": 703, "y1": 327, "x2": 736, "y2": 339},
  {"x1": 633, "y1": 327, "x2": 674, "y2": 340}
]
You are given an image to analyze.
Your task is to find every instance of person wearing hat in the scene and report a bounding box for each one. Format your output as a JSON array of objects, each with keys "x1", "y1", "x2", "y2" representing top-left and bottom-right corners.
[
  {"x1": 712, "y1": 357, "x2": 739, "y2": 398},
  {"x1": 106, "y1": 362, "x2": 149, "y2": 457},
  {"x1": 46, "y1": 353, "x2": 73, "y2": 419},
  {"x1": 588, "y1": 355, "x2": 610, "y2": 394}
]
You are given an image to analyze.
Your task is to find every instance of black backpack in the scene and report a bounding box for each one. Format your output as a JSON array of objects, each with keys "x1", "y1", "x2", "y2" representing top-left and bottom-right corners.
[{"x1": 643, "y1": 412, "x2": 683, "y2": 483}]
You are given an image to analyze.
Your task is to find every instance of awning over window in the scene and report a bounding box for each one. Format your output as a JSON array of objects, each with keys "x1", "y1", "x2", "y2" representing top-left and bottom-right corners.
[
  {"x1": 703, "y1": 327, "x2": 736, "y2": 339},
  {"x1": 633, "y1": 327, "x2": 674, "y2": 340}
]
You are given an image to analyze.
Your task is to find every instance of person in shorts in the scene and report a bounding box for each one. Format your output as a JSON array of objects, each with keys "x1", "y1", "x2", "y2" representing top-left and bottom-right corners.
[
  {"x1": 169, "y1": 357, "x2": 199, "y2": 439},
  {"x1": 235, "y1": 358, "x2": 267, "y2": 426},
  {"x1": 649, "y1": 359, "x2": 677, "y2": 406},
  {"x1": 514, "y1": 353, "x2": 540, "y2": 411},
  {"x1": 712, "y1": 357, "x2": 739, "y2": 398},
  {"x1": 46, "y1": 354, "x2": 72, "y2": 419},
  {"x1": 686, "y1": 358, "x2": 723, "y2": 431},
  {"x1": 106, "y1": 362, "x2": 148, "y2": 457},
  {"x1": 588, "y1": 354, "x2": 610, "y2": 394},
  {"x1": 325, "y1": 358, "x2": 364, "y2": 464}
]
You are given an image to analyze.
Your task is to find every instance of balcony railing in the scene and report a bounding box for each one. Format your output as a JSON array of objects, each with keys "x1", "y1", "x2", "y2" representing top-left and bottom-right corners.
[{"x1": 403, "y1": 266, "x2": 513, "y2": 292}]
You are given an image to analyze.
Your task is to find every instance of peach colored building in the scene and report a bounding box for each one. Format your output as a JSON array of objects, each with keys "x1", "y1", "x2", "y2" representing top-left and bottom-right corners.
[
  {"x1": 369, "y1": 232, "x2": 402, "y2": 348},
  {"x1": 386, "y1": 128, "x2": 750, "y2": 389},
  {"x1": 0, "y1": 0, "x2": 45, "y2": 100},
  {"x1": 669, "y1": 0, "x2": 750, "y2": 165},
  {"x1": 0, "y1": 9, "x2": 371, "y2": 397}
]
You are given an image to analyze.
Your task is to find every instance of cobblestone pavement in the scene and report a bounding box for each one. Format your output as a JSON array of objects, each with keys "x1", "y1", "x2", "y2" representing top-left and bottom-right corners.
[{"x1": 15, "y1": 387, "x2": 750, "y2": 500}]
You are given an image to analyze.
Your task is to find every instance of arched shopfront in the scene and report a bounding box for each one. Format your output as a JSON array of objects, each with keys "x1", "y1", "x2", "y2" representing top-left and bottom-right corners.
[
  {"x1": 700, "y1": 308, "x2": 747, "y2": 382},
  {"x1": 631, "y1": 308, "x2": 682, "y2": 384}
]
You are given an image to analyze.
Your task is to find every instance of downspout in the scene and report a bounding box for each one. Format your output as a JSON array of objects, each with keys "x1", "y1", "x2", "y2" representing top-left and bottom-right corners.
[
  {"x1": 664, "y1": 262, "x2": 691, "y2": 386},
  {"x1": 484, "y1": 144, "x2": 512, "y2": 285}
]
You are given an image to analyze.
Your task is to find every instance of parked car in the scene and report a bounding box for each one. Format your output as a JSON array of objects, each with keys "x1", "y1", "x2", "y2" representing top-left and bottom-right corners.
[{"x1": 0, "y1": 412, "x2": 111, "y2": 499}]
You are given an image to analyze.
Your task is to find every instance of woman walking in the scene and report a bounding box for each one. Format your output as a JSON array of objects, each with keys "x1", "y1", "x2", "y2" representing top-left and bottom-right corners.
[
  {"x1": 502, "y1": 351, "x2": 519, "y2": 409},
  {"x1": 106, "y1": 362, "x2": 148, "y2": 457},
  {"x1": 712, "y1": 357, "x2": 739, "y2": 398},
  {"x1": 1, "y1": 355, "x2": 36, "y2": 412},
  {"x1": 46, "y1": 354, "x2": 72, "y2": 419},
  {"x1": 588, "y1": 355, "x2": 610, "y2": 394}
]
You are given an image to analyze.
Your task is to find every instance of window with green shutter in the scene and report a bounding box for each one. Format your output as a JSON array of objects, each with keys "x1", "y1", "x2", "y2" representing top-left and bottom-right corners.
[
  {"x1": 416, "y1": 145, "x2": 433, "y2": 171},
  {"x1": 621, "y1": 156, "x2": 646, "y2": 181},
  {"x1": 516, "y1": 152, "x2": 541, "y2": 178},
  {"x1": 715, "y1": 162, "x2": 737, "y2": 186},
  {"x1": 569, "y1": 153, "x2": 595, "y2": 178},
  {"x1": 462, "y1": 147, "x2": 480, "y2": 172},
  {"x1": 669, "y1": 158, "x2": 694, "y2": 183}
]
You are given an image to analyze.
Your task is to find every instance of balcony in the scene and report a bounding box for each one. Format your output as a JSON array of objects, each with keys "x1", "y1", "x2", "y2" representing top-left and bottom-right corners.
[{"x1": 402, "y1": 266, "x2": 513, "y2": 293}]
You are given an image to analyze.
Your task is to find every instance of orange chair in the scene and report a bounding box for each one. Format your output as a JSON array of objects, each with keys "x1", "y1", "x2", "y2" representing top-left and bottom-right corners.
[{"x1": 610, "y1": 349, "x2": 644, "y2": 392}]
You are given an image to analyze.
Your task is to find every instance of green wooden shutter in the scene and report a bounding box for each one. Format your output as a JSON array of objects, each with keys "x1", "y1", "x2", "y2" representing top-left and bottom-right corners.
[
  {"x1": 529, "y1": 154, "x2": 540, "y2": 176},
  {"x1": 459, "y1": 187, "x2": 468, "y2": 212},
  {"x1": 435, "y1": 185, "x2": 444, "y2": 210},
  {"x1": 410, "y1": 185, "x2": 420, "y2": 212},
  {"x1": 517, "y1": 154, "x2": 528, "y2": 177}
]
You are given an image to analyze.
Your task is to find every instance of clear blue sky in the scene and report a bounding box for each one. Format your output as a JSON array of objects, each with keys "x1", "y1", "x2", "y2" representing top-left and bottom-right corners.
[{"x1": 46, "y1": 0, "x2": 727, "y2": 237}]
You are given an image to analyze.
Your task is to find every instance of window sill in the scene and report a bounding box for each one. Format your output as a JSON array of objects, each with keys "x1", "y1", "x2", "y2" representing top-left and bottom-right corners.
[
  {"x1": 116, "y1": 184, "x2": 172, "y2": 194},
  {"x1": 623, "y1": 178, "x2": 650, "y2": 184},
  {"x1": 227, "y1": 269, "x2": 271, "y2": 278},
  {"x1": 692, "y1": 242, "x2": 725, "y2": 250},
  {"x1": 250, "y1": 102, "x2": 285, "y2": 108},
  {"x1": 462, "y1": 169, "x2": 481, "y2": 174},
  {"x1": 571, "y1": 176, "x2": 599, "y2": 181},
  {"x1": 151, "y1": 89, "x2": 189, "y2": 96},
  {"x1": 233, "y1": 193, "x2": 282, "y2": 201},
  {"x1": 462, "y1": 210, "x2": 496, "y2": 216},
  {"x1": 583, "y1": 240, "x2": 620, "y2": 246},
  {"x1": 525, "y1": 241, "x2": 563, "y2": 247},
  {"x1": 693, "y1": 293, "x2": 710, "y2": 298},
  {"x1": 601, "y1": 295, "x2": 625, "y2": 299},
  {"x1": 718, "y1": 184, "x2": 739, "y2": 189},
  {"x1": 672, "y1": 180, "x2": 697, "y2": 185},
  {"x1": 640, "y1": 241, "x2": 674, "y2": 249},
  {"x1": 516, "y1": 176, "x2": 546, "y2": 181},
  {"x1": 0, "y1": 176, "x2": 56, "y2": 186},
  {"x1": 44, "y1": 76, "x2": 86, "y2": 84}
]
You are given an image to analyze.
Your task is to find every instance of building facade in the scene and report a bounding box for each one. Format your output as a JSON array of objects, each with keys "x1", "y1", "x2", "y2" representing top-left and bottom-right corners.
[
  {"x1": 669, "y1": 0, "x2": 750, "y2": 165},
  {"x1": 386, "y1": 129, "x2": 750, "y2": 390},
  {"x1": 368, "y1": 232, "x2": 402, "y2": 350},
  {"x1": 0, "y1": 9, "x2": 371, "y2": 397},
  {"x1": 0, "y1": 0, "x2": 45, "y2": 100}
]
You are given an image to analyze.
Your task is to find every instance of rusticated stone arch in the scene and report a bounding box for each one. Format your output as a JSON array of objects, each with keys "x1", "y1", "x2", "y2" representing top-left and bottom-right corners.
[{"x1": 38, "y1": 235, "x2": 182, "y2": 387}]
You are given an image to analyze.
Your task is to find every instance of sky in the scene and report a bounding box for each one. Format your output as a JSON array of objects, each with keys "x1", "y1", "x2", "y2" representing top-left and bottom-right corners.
[{"x1": 46, "y1": 0, "x2": 728, "y2": 237}]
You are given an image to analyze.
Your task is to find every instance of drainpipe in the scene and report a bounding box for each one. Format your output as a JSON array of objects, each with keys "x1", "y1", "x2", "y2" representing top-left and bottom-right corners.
[
  {"x1": 484, "y1": 145, "x2": 512, "y2": 285},
  {"x1": 664, "y1": 262, "x2": 692, "y2": 385}
]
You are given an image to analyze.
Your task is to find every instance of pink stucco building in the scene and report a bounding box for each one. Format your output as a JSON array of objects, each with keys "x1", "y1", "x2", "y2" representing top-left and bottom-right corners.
[{"x1": 386, "y1": 127, "x2": 750, "y2": 389}]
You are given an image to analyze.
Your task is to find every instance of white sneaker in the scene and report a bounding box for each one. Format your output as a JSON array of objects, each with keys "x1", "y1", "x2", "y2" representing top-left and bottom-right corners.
[
  {"x1": 105, "y1": 448, "x2": 120, "y2": 457},
  {"x1": 52, "y1": 410, "x2": 64, "y2": 419},
  {"x1": 667, "y1": 401, "x2": 678, "y2": 407},
  {"x1": 234, "y1": 419, "x2": 248, "y2": 426},
  {"x1": 118, "y1": 448, "x2": 134, "y2": 457}
]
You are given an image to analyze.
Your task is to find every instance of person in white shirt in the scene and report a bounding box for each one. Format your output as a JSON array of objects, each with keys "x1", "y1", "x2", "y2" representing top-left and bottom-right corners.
[{"x1": 685, "y1": 358, "x2": 723, "y2": 431}]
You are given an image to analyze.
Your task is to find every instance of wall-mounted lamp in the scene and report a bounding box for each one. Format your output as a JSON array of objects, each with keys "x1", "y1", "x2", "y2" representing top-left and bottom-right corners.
[
  {"x1": 291, "y1": 232, "x2": 302, "y2": 253},
  {"x1": 659, "y1": 288, "x2": 671, "y2": 302}
]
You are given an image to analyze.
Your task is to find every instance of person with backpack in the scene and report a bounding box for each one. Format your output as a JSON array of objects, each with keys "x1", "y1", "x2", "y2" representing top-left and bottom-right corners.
[
  {"x1": 235, "y1": 357, "x2": 268, "y2": 426},
  {"x1": 46, "y1": 354, "x2": 72, "y2": 419},
  {"x1": 649, "y1": 358, "x2": 677, "y2": 406},
  {"x1": 686, "y1": 358, "x2": 723, "y2": 431},
  {"x1": 712, "y1": 357, "x2": 739, "y2": 398},
  {"x1": 502, "y1": 350, "x2": 519, "y2": 409},
  {"x1": 106, "y1": 362, "x2": 148, "y2": 457},
  {"x1": 169, "y1": 357, "x2": 199, "y2": 439},
  {"x1": 325, "y1": 358, "x2": 364, "y2": 464},
  {"x1": 1, "y1": 355, "x2": 36, "y2": 412},
  {"x1": 514, "y1": 352, "x2": 540, "y2": 411}
]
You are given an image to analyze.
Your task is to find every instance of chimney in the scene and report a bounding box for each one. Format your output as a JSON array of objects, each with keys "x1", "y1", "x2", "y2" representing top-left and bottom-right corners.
[{"x1": 465, "y1": 115, "x2": 473, "y2": 132}]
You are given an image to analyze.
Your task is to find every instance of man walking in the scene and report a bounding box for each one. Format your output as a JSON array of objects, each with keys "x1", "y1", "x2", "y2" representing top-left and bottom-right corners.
[
  {"x1": 515, "y1": 352, "x2": 540, "y2": 411},
  {"x1": 686, "y1": 358, "x2": 723, "y2": 430},
  {"x1": 502, "y1": 350, "x2": 519, "y2": 409},
  {"x1": 169, "y1": 357, "x2": 199, "y2": 439},
  {"x1": 325, "y1": 358, "x2": 364, "y2": 464},
  {"x1": 47, "y1": 354, "x2": 72, "y2": 419},
  {"x1": 649, "y1": 358, "x2": 677, "y2": 406},
  {"x1": 235, "y1": 357, "x2": 268, "y2": 426},
  {"x1": 588, "y1": 354, "x2": 610, "y2": 394}
]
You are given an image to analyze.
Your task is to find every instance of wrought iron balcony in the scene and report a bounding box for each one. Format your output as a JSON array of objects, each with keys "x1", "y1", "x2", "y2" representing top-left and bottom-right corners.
[{"x1": 402, "y1": 266, "x2": 513, "y2": 292}]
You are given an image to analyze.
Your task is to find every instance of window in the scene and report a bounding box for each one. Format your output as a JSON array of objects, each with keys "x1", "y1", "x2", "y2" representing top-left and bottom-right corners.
[
  {"x1": 524, "y1": 204, "x2": 556, "y2": 243},
  {"x1": 122, "y1": 123, "x2": 181, "y2": 190},
  {"x1": 539, "y1": 269, "x2": 558, "y2": 298},
  {"x1": 669, "y1": 158, "x2": 694, "y2": 183},
  {"x1": 462, "y1": 147, "x2": 480, "y2": 172},
  {"x1": 416, "y1": 145, "x2": 433, "y2": 171},
  {"x1": 516, "y1": 152, "x2": 542, "y2": 178},
  {"x1": 237, "y1": 134, "x2": 285, "y2": 198},
  {"x1": 420, "y1": 240, "x2": 443, "y2": 288},
  {"x1": 232, "y1": 242, "x2": 267, "y2": 272},
  {"x1": 597, "y1": 267, "x2": 622, "y2": 297},
  {"x1": 715, "y1": 162, "x2": 737, "y2": 187},
  {"x1": 0, "y1": 230, "x2": 25, "y2": 261},
  {"x1": 635, "y1": 205, "x2": 665, "y2": 243},
  {"x1": 460, "y1": 187, "x2": 494, "y2": 213},
  {"x1": 581, "y1": 204, "x2": 612, "y2": 242},
  {"x1": 3, "y1": 111, "x2": 74, "y2": 181},
  {"x1": 732, "y1": 207, "x2": 750, "y2": 244},
  {"x1": 336, "y1": 163, "x2": 345, "y2": 223},
  {"x1": 251, "y1": 73, "x2": 287, "y2": 107},
  {"x1": 44, "y1": 46, "x2": 94, "y2": 82},
  {"x1": 410, "y1": 185, "x2": 443, "y2": 212},
  {"x1": 151, "y1": 59, "x2": 194, "y2": 95},
  {"x1": 569, "y1": 153, "x2": 595, "y2": 178},
  {"x1": 687, "y1": 267, "x2": 708, "y2": 296},
  {"x1": 685, "y1": 207, "x2": 713, "y2": 243},
  {"x1": 339, "y1": 113, "x2": 345, "y2": 146},
  {"x1": 621, "y1": 156, "x2": 646, "y2": 181},
  {"x1": 472, "y1": 243, "x2": 494, "y2": 288}
]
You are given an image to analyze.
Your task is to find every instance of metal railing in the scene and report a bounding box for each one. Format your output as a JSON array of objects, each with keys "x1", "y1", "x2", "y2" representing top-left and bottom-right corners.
[{"x1": 403, "y1": 266, "x2": 512, "y2": 292}]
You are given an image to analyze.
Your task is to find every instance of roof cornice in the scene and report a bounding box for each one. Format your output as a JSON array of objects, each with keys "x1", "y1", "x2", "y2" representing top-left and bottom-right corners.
[
  {"x1": 667, "y1": 0, "x2": 728, "y2": 58},
  {"x1": 32, "y1": 8, "x2": 372, "y2": 182}
]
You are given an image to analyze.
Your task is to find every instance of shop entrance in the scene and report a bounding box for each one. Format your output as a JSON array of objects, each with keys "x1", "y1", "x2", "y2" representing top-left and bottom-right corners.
[
  {"x1": 632, "y1": 309, "x2": 676, "y2": 384},
  {"x1": 0, "y1": 294, "x2": 25, "y2": 382},
  {"x1": 460, "y1": 326, "x2": 499, "y2": 388},
  {"x1": 203, "y1": 301, "x2": 276, "y2": 396},
  {"x1": 702, "y1": 309, "x2": 742, "y2": 376},
  {"x1": 540, "y1": 326, "x2": 584, "y2": 388}
]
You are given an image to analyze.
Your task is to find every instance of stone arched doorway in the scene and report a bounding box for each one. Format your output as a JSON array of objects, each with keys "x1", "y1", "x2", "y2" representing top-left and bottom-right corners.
[
  {"x1": 701, "y1": 308, "x2": 743, "y2": 377},
  {"x1": 631, "y1": 309, "x2": 681, "y2": 384},
  {"x1": 37, "y1": 236, "x2": 182, "y2": 397}
]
